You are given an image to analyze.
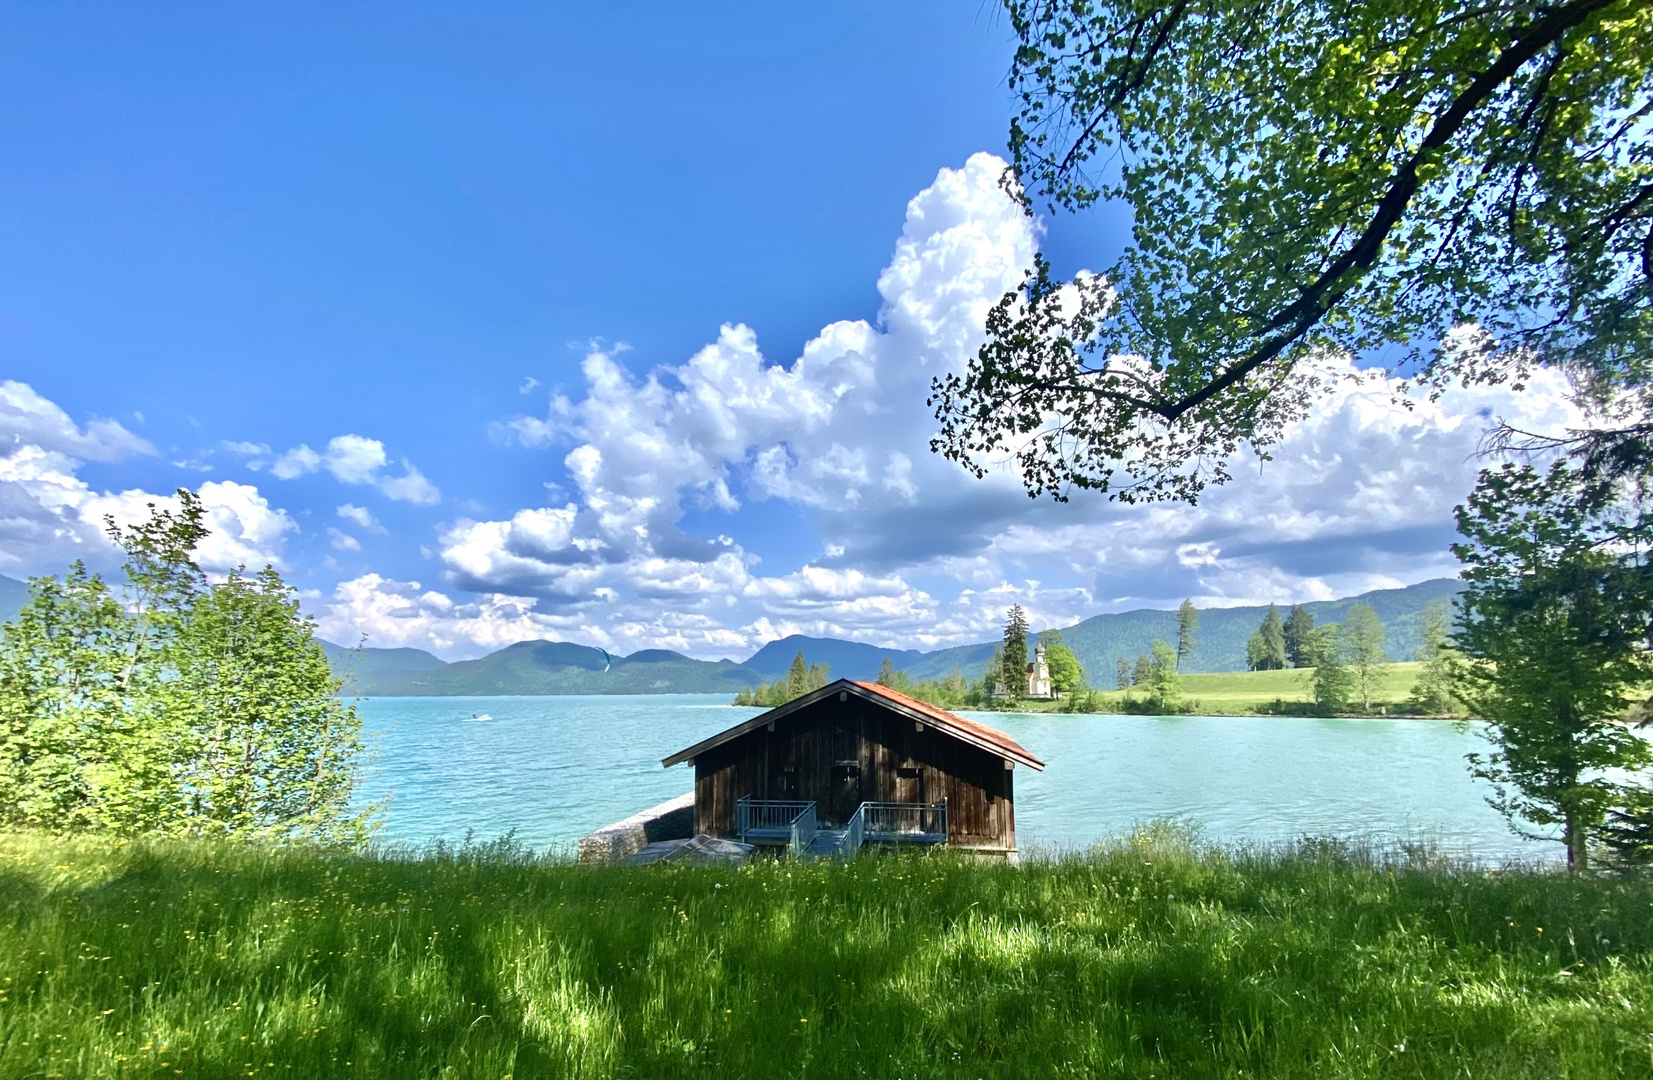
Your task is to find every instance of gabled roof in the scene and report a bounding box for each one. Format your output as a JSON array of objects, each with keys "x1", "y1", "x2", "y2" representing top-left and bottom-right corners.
[{"x1": 661, "y1": 677, "x2": 1045, "y2": 771}]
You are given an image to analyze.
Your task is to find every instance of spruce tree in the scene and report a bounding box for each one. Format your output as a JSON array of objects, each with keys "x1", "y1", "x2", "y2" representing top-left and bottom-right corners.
[
  {"x1": 785, "y1": 652, "x2": 809, "y2": 701},
  {"x1": 1175, "y1": 599, "x2": 1198, "y2": 671},
  {"x1": 1115, "y1": 657, "x2": 1131, "y2": 690},
  {"x1": 1285, "y1": 604, "x2": 1315, "y2": 667},
  {"x1": 1001, "y1": 605, "x2": 1030, "y2": 698},
  {"x1": 1247, "y1": 605, "x2": 1288, "y2": 670}
]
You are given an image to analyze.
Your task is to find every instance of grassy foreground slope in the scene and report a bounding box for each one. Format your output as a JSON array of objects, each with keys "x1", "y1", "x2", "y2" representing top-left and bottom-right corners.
[{"x1": 4, "y1": 832, "x2": 1653, "y2": 1078}]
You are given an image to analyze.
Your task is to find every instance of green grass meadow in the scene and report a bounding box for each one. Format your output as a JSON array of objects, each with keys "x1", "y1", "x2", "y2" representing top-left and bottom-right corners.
[
  {"x1": 1056, "y1": 662, "x2": 1429, "y2": 716},
  {"x1": 4, "y1": 829, "x2": 1653, "y2": 1078}
]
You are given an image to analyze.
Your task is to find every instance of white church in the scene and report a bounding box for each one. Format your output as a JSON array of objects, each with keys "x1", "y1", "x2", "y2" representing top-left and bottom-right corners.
[{"x1": 993, "y1": 641, "x2": 1057, "y2": 699}]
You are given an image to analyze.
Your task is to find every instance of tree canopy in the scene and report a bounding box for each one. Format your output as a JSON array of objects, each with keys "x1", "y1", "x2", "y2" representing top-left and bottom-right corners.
[
  {"x1": 1408, "y1": 599, "x2": 1459, "y2": 715},
  {"x1": 1039, "y1": 629, "x2": 1087, "y2": 692},
  {"x1": 0, "y1": 491, "x2": 368, "y2": 842},
  {"x1": 1452, "y1": 460, "x2": 1653, "y2": 869},
  {"x1": 1342, "y1": 603, "x2": 1388, "y2": 710},
  {"x1": 1246, "y1": 604, "x2": 1288, "y2": 670},
  {"x1": 1306, "y1": 623, "x2": 1356, "y2": 712},
  {"x1": 735, "y1": 653, "x2": 829, "y2": 707},
  {"x1": 931, "y1": 0, "x2": 1653, "y2": 502}
]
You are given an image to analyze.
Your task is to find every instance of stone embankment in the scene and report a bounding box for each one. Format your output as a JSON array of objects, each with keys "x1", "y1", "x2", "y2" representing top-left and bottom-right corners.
[{"x1": 577, "y1": 791, "x2": 695, "y2": 863}]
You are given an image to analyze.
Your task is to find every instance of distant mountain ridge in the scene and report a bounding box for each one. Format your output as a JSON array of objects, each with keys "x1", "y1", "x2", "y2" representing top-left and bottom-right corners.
[
  {"x1": 323, "y1": 639, "x2": 765, "y2": 697},
  {"x1": 1017, "y1": 577, "x2": 1465, "y2": 685},
  {"x1": 5, "y1": 571, "x2": 1463, "y2": 695},
  {"x1": 747, "y1": 578, "x2": 1467, "y2": 685},
  {"x1": 743, "y1": 636, "x2": 932, "y2": 684}
]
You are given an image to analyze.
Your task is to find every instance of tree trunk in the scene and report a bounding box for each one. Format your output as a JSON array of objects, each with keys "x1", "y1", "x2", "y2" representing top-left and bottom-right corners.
[{"x1": 1566, "y1": 811, "x2": 1589, "y2": 872}]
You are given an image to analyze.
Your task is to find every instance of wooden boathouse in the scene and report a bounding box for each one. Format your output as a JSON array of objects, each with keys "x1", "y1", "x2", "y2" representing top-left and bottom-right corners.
[{"x1": 661, "y1": 678, "x2": 1044, "y2": 858}]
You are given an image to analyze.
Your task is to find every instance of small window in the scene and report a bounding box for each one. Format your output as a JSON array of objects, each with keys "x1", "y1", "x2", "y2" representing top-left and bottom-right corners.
[{"x1": 896, "y1": 766, "x2": 920, "y2": 779}]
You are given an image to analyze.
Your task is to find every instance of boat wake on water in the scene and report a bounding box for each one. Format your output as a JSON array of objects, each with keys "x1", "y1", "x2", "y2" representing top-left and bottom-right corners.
[{"x1": 464, "y1": 713, "x2": 493, "y2": 723}]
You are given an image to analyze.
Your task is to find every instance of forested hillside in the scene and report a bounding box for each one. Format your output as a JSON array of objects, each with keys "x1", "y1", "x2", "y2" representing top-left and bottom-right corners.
[
  {"x1": 325, "y1": 639, "x2": 765, "y2": 696},
  {"x1": 900, "y1": 579, "x2": 1464, "y2": 684}
]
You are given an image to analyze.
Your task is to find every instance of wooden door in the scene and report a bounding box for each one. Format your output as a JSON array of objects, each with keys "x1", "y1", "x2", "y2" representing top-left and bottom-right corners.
[
  {"x1": 826, "y1": 723, "x2": 861, "y2": 825},
  {"x1": 896, "y1": 765, "x2": 926, "y2": 804}
]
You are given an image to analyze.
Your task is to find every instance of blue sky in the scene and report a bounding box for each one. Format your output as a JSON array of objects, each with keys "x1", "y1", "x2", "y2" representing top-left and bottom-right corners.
[{"x1": 1, "y1": 4, "x2": 1580, "y2": 659}]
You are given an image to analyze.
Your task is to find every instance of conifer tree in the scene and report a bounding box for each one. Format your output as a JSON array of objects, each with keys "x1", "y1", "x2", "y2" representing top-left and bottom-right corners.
[
  {"x1": 1175, "y1": 599, "x2": 1198, "y2": 671},
  {"x1": 1247, "y1": 605, "x2": 1288, "y2": 670},
  {"x1": 1284, "y1": 604, "x2": 1316, "y2": 667},
  {"x1": 785, "y1": 651, "x2": 809, "y2": 701},
  {"x1": 1115, "y1": 657, "x2": 1131, "y2": 690},
  {"x1": 1001, "y1": 606, "x2": 1030, "y2": 698}
]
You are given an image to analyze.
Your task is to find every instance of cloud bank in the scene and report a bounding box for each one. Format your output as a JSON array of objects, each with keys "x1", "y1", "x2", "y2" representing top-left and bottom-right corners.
[
  {"x1": 0, "y1": 383, "x2": 296, "y2": 576},
  {"x1": 314, "y1": 153, "x2": 1582, "y2": 660}
]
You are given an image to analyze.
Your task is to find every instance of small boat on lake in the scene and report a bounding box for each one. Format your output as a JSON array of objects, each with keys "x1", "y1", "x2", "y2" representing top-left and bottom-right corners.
[{"x1": 464, "y1": 713, "x2": 492, "y2": 723}]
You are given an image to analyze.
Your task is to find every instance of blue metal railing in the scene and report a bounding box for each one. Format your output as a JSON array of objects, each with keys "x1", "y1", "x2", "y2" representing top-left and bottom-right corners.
[
  {"x1": 737, "y1": 797, "x2": 817, "y2": 851},
  {"x1": 862, "y1": 800, "x2": 947, "y2": 842},
  {"x1": 842, "y1": 803, "x2": 866, "y2": 857},
  {"x1": 788, "y1": 803, "x2": 818, "y2": 856},
  {"x1": 737, "y1": 797, "x2": 947, "y2": 859}
]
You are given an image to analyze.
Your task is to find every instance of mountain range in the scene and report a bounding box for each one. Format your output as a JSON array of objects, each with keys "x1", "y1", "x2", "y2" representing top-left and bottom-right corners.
[
  {"x1": 320, "y1": 577, "x2": 1464, "y2": 697},
  {"x1": 0, "y1": 570, "x2": 1462, "y2": 696},
  {"x1": 321, "y1": 639, "x2": 765, "y2": 696}
]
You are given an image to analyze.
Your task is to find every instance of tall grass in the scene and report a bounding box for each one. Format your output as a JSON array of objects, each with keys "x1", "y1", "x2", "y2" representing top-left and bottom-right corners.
[{"x1": 3, "y1": 827, "x2": 1652, "y2": 1078}]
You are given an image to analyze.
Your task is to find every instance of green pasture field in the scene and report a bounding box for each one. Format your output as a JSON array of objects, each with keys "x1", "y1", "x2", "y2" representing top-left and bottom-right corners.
[
  {"x1": 997, "y1": 662, "x2": 1431, "y2": 716},
  {"x1": 1150, "y1": 661, "x2": 1427, "y2": 716},
  {"x1": 2, "y1": 828, "x2": 1651, "y2": 1078}
]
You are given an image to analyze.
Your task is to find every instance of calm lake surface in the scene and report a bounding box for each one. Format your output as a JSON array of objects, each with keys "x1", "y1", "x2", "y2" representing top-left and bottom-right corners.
[{"x1": 356, "y1": 695, "x2": 1552, "y2": 863}]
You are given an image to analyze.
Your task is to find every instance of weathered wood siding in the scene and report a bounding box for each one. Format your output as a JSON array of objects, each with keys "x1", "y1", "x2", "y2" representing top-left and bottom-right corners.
[{"x1": 692, "y1": 693, "x2": 1017, "y2": 850}]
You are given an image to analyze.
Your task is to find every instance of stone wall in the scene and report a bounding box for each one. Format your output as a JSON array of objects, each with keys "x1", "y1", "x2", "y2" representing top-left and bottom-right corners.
[{"x1": 576, "y1": 791, "x2": 695, "y2": 864}]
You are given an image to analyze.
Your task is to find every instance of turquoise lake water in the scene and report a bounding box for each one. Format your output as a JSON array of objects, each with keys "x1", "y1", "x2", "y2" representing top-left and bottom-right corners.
[{"x1": 355, "y1": 694, "x2": 1552, "y2": 863}]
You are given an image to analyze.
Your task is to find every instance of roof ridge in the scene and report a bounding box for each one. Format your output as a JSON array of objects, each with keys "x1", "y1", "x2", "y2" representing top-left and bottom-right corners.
[
  {"x1": 850, "y1": 680, "x2": 1043, "y2": 769},
  {"x1": 662, "y1": 677, "x2": 1044, "y2": 770}
]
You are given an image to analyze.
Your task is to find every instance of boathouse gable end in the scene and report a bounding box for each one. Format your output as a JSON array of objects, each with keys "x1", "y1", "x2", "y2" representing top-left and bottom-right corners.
[{"x1": 662, "y1": 679, "x2": 1042, "y2": 854}]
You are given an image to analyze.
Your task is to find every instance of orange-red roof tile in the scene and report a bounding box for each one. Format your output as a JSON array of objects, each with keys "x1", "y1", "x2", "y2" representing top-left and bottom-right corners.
[{"x1": 852, "y1": 681, "x2": 1044, "y2": 769}]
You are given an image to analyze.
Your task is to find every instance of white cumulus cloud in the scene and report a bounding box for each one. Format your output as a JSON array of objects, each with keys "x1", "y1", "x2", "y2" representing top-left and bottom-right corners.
[
  {"x1": 337, "y1": 503, "x2": 384, "y2": 531},
  {"x1": 310, "y1": 153, "x2": 1586, "y2": 660},
  {"x1": 261, "y1": 434, "x2": 440, "y2": 505},
  {"x1": 0, "y1": 381, "x2": 154, "y2": 462},
  {"x1": 0, "y1": 382, "x2": 297, "y2": 576}
]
